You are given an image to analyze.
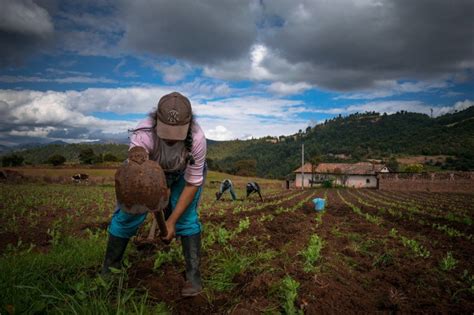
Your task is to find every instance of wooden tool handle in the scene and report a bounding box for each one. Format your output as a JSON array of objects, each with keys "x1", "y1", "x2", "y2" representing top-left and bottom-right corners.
[{"x1": 155, "y1": 210, "x2": 168, "y2": 237}]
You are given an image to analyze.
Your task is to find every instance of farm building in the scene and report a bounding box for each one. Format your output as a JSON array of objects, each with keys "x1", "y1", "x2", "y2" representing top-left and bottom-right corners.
[{"x1": 293, "y1": 162, "x2": 390, "y2": 188}]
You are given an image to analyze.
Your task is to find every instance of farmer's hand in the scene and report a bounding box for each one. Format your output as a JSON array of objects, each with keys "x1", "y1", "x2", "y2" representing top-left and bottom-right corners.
[{"x1": 161, "y1": 220, "x2": 176, "y2": 243}]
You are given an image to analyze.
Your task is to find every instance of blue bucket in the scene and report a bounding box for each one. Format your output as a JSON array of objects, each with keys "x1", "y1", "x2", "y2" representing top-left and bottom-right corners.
[{"x1": 312, "y1": 198, "x2": 326, "y2": 211}]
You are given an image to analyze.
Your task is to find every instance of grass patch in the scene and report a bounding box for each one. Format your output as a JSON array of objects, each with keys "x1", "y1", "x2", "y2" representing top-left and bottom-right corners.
[
  {"x1": 0, "y1": 233, "x2": 168, "y2": 314},
  {"x1": 205, "y1": 248, "x2": 277, "y2": 292}
]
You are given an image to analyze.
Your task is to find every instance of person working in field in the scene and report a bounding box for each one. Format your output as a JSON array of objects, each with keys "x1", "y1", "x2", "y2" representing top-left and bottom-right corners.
[
  {"x1": 102, "y1": 92, "x2": 206, "y2": 297},
  {"x1": 246, "y1": 181, "x2": 263, "y2": 201},
  {"x1": 215, "y1": 178, "x2": 237, "y2": 201}
]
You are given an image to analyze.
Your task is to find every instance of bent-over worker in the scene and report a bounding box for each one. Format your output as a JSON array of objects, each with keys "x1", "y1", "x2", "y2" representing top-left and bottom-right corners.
[
  {"x1": 246, "y1": 182, "x2": 263, "y2": 202},
  {"x1": 216, "y1": 179, "x2": 237, "y2": 201},
  {"x1": 102, "y1": 92, "x2": 206, "y2": 297}
]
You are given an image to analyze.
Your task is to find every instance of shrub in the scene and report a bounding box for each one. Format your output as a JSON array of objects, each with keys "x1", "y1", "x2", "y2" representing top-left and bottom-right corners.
[
  {"x1": 404, "y1": 163, "x2": 423, "y2": 173},
  {"x1": 79, "y1": 148, "x2": 96, "y2": 164},
  {"x1": 47, "y1": 154, "x2": 66, "y2": 166},
  {"x1": 103, "y1": 153, "x2": 118, "y2": 162},
  {"x1": 2, "y1": 154, "x2": 24, "y2": 167},
  {"x1": 322, "y1": 180, "x2": 333, "y2": 188}
]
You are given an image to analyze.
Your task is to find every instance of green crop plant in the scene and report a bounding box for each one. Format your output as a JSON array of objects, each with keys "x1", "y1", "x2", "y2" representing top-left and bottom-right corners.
[
  {"x1": 432, "y1": 223, "x2": 466, "y2": 239},
  {"x1": 300, "y1": 234, "x2": 323, "y2": 272},
  {"x1": 314, "y1": 213, "x2": 323, "y2": 226},
  {"x1": 259, "y1": 214, "x2": 274, "y2": 222},
  {"x1": 153, "y1": 242, "x2": 183, "y2": 270},
  {"x1": 278, "y1": 276, "x2": 303, "y2": 315},
  {"x1": 373, "y1": 252, "x2": 394, "y2": 267},
  {"x1": 439, "y1": 252, "x2": 458, "y2": 271},
  {"x1": 389, "y1": 228, "x2": 398, "y2": 238},
  {"x1": 364, "y1": 212, "x2": 381, "y2": 225},
  {"x1": 232, "y1": 205, "x2": 244, "y2": 214},
  {"x1": 202, "y1": 223, "x2": 218, "y2": 249},
  {"x1": 217, "y1": 227, "x2": 233, "y2": 245},
  {"x1": 400, "y1": 236, "x2": 430, "y2": 258},
  {"x1": 338, "y1": 191, "x2": 382, "y2": 225},
  {"x1": 234, "y1": 217, "x2": 250, "y2": 234},
  {"x1": 205, "y1": 249, "x2": 253, "y2": 292}
]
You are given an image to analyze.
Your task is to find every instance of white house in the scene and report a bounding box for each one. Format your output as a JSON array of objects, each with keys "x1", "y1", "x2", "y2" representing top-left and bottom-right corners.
[{"x1": 293, "y1": 162, "x2": 390, "y2": 188}]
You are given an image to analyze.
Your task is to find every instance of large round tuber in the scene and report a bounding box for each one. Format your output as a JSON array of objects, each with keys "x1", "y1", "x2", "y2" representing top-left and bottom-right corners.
[{"x1": 115, "y1": 146, "x2": 169, "y2": 214}]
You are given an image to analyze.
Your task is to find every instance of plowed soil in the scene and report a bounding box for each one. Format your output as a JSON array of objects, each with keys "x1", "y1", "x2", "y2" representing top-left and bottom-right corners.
[{"x1": 2, "y1": 185, "x2": 473, "y2": 314}]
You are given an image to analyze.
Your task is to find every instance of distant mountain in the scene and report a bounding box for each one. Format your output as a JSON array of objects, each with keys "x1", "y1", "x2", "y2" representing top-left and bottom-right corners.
[
  {"x1": 3, "y1": 106, "x2": 473, "y2": 176},
  {"x1": 92, "y1": 139, "x2": 129, "y2": 145},
  {"x1": 48, "y1": 140, "x2": 69, "y2": 145},
  {"x1": 0, "y1": 144, "x2": 10, "y2": 154}
]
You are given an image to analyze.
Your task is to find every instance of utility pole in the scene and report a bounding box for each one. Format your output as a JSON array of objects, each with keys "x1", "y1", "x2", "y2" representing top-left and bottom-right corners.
[
  {"x1": 301, "y1": 143, "x2": 304, "y2": 190},
  {"x1": 430, "y1": 108, "x2": 433, "y2": 119}
]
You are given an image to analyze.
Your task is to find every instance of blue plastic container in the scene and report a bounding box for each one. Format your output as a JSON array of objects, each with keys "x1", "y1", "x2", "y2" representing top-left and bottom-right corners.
[{"x1": 312, "y1": 198, "x2": 326, "y2": 211}]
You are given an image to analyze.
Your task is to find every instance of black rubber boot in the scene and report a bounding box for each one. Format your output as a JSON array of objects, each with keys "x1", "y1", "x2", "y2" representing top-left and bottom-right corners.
[
  {"x1": 181, "y1": 233, "x2": 202, "y2": 296},
  {"x1": 101, "y1": 234, "x2": 129, "y2": 275}
]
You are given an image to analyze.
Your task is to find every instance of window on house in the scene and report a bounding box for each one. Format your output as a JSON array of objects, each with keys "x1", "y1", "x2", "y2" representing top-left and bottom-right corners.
[{"x1": 366, "y1": 178, "x2": 370, "y2": 184}]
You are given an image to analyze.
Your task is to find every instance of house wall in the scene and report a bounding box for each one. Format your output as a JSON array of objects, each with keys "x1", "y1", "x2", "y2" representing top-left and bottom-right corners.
[
  {"x1": 295, "y1": 173, "x2": 312, "y2": 187},
  {"x1": 378, "y1": 172, "x2": 474, "y2": 193},
  {"x1": 295, "y1": 173, "x2": 377, "y2": 188},
  {"x1": 345, "y1": 175, "x2": 377, "y2": 188}
]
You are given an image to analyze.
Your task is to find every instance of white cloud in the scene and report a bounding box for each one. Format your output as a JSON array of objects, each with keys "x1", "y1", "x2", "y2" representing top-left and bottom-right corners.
[
  {"x1": 9, "y1": 126, "x2": 55, "y2": 138},
  {"x1": 2, "y1": 83, "x2": 471, "y2": 145},
  {"x1": 0, "y1": 85, "x2": 315, "y2": 143},
  {"x1": 154, "y1": 62, "x2": 193, "y2": 83},
  {"x1": 436, "y1": 99, "x2": 474, "y2": 116},
  {"x1": 268, "y1": 81, "x2": 312, "y2": 95},
  {"x1": 193, "y1": 96, "x2": 312, "y2": 140},
  {"x1": 0, "y1": 89, "x2": 137, "y2": 140},
  {"x1": 205, "y1": 125, "x2": 234, "y2": 141}
]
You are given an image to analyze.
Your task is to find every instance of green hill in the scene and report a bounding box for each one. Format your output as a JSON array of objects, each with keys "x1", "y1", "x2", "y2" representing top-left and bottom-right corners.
[
  {"x1": 207, "y1": 107, "x2": 474, "y2": 177},
  {"x1": 3, "y1": 106, "x2": 474, "y2": 177}
]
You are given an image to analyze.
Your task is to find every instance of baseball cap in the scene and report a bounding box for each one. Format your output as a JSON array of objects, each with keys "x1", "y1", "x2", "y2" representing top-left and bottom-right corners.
[{"x1": 155, "y1": 92, "x2": 192, "y2": 140}]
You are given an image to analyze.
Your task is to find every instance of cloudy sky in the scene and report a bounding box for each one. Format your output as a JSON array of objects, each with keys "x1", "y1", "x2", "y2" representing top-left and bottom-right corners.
[{"x1": 1, "y1": 0, "x2": 473, "y2": 145}]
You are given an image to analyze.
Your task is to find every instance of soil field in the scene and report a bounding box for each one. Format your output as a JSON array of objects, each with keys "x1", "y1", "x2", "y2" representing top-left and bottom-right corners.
[{"x1": 1, "y1": 179, "x2": 473, "y2": 314}]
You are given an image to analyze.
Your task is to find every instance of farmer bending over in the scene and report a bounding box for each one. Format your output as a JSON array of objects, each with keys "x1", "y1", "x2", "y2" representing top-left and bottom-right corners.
[
  {"x1": 246, "y1": 182, "x2": 263, "y2": 202},
  {"x1": 216, "y1": 179, "x2": 237, "y2": 201},
  {"x1": 102, "y1": 92, "x2": 206, "y2": 297}
]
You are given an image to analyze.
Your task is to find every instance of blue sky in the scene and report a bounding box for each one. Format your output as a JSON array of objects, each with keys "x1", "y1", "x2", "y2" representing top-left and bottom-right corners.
[{"x1": 1, "y1": 0, "x2": 473, "y2": 146}]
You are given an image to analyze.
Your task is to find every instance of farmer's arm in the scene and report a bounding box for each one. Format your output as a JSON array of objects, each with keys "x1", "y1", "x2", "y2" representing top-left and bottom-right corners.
[
  {"x1": 162, "y1": 125, "x2": 206, "y2": 241},
  {"x1": 162, "y1": 183, "x2": 199, "y2": 241}
]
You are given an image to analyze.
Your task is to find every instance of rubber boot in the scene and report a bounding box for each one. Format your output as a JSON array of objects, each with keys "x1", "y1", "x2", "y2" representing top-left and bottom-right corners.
[
  {"x1": 181, "y1": 233, "x2": 203, "y2": 297},
  {"x1": 101, "y1": 234, "x2": 129, "y2": 275}
]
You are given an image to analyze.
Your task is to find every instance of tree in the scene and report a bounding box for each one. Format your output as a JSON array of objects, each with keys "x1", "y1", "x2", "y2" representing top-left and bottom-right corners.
[
  {"x1": 2, "y1": 154, "x2": 24, "y2": 167},
  {"x1": 78, "y1": 148, "x2": 96, "y2": 164},
  {"x1": 404, "y1": 163, "x2": 423, "y2": 173},
  {"x1": 234, "y1": 159, "x2": 257, "y2": 176},
  {"x1": 103, "y1": 153, "x2": 118, "y2": 162},
  {"x1": 386, "y1": 157, "x2": 399, "y2": 172},
  {"x1": 47, "y1": 154, "x2": 66, "y2": 166}
]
